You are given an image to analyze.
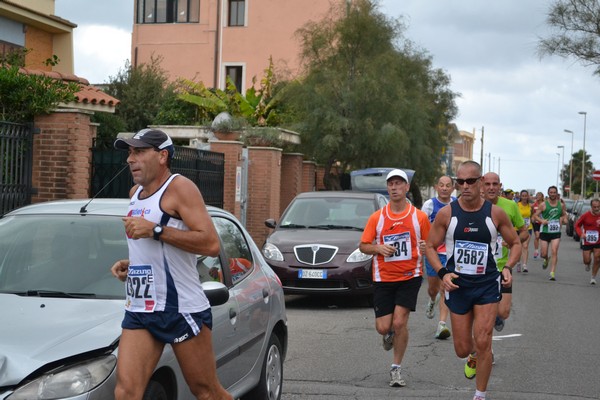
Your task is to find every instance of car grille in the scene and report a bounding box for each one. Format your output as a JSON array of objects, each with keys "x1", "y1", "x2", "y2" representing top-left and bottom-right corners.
[{"x1": 294, "y1": 244, "x2": 338, "y2": 265}]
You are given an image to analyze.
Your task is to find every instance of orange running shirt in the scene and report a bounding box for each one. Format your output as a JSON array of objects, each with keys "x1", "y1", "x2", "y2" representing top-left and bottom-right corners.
[{"x1": 361, "y1": 203, "x2": 431, "y2": 282}]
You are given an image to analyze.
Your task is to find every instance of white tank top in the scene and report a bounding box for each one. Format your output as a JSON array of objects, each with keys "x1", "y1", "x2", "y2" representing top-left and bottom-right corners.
[{"x1": 125, "y1": 174, "x2": 210, "y2": 313}]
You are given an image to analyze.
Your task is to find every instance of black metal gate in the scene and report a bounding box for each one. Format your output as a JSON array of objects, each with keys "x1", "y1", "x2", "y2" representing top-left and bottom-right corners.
[
  {"x1": 0, "y1": 122, "x2": 33, "y2": 215},
  {"x1": 91, "y1": 146, "x2": 225, "y2": 208}
]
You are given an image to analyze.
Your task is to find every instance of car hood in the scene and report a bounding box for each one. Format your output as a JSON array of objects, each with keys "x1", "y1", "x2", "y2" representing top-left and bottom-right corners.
[
  {"x1": 267, "y1": 229, "x2": 362, "y2": 254},
  {"x1": 0, "y1": 294, "x2": 123, "y2": 386}
]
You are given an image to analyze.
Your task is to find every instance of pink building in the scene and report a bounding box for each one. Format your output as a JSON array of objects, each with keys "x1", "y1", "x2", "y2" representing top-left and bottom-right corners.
[{"x1": 131, "y1": 0, "x2": 336, "y2": 92}]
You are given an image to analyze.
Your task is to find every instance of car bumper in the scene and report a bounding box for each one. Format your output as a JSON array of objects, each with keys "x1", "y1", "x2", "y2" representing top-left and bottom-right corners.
[{"x1": 266, "y1": 259, "x2": 373, "y2": 295}]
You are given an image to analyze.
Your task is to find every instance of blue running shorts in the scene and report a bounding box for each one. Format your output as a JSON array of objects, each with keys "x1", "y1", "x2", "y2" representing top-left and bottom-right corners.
[{"x1": 122, "y1": 309, "x2": 213, "y2": 344}]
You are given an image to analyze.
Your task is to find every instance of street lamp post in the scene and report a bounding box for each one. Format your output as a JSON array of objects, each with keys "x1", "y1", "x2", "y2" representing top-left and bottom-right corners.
[
  {"x1": 579, "y1": 111, "x2": 587, "y2": 199},
  {"x1": 564, "y1": 129, "x2": 574, "y2": 198},
  {"x1": 557, "y1": 145, "x2": 565, "y2": 193},
  {"x1": 556, "y1": 153, "x2": 561, "y2": 188}
]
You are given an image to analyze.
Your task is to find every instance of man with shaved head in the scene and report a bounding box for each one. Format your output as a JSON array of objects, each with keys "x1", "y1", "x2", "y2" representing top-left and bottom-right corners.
[
  {"x1": 421, "y1": 175, "x2": 455, "y2": 339},
  {"x1": 481, "y1": 172, "x2": 527, "y2": 332}
]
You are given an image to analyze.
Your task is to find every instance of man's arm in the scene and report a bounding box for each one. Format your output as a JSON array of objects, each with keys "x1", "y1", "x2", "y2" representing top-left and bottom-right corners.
[
  {"x1": 494, "y1": 205, "x2": 521, "y2": 286},
  {"x1": 122, "y1": 176, "x2": 220, "y2": 256},
  {"x1": 425, "y1": 206, "x2": 459, "y2": 290}
]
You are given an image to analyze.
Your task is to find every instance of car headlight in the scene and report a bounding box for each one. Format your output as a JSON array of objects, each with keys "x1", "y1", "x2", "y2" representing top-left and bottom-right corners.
[
  {"x1": 346, "y1": 248, "x2": 372, "y2": 263},
  {"x1": 262, "y1": 243, "x2": 284, "y2": 261},
  {"x1": 8, "y1": 355, "x2": 116, "y2": 400}
]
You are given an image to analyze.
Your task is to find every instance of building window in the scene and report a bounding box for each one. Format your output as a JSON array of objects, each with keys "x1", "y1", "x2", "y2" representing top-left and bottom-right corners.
[
  {"x1": 225, "y1": 66, "x2": 243, "y2": 93},
  {"x1": 228, "y1": 0, "x2": 245, "y2": 26},
  {"x1": 137, "y1": 0, "x2": 199, "y2": 24}
]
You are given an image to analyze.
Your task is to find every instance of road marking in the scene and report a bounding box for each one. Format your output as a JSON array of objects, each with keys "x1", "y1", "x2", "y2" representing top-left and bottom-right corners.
[{"x1": 493, "y1": 333, "x2": 522, "y2": 340}]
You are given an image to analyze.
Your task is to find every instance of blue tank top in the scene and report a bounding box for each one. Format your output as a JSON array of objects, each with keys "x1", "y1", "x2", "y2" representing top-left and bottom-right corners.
[
  {"x1": 445, "y1": 200, "x2": 499, "y2": 286},
  {"x1": 428, "y1": 196, "x2": 456, "y2": 222}
]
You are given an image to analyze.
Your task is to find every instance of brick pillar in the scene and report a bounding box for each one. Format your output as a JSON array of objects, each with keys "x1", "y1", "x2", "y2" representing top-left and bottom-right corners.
[
  {"x1": 316, "y1": 165, "x2": 326, "y2": 190},
  {"x1": 246, "y1": 146, "x2": 282, "y2": 246},
  {"x1": 280, "y1": 153, "x2": 303, "y2": 215},
  {"x1": 209, "y1": 140, "x2": 243, "y2": 219},
  {"x1": 302, "y1": 161, "x2": 317, "y2": 192},
  {"x1": 32, "y1": 110, "x2": 96, "y2": 203}
]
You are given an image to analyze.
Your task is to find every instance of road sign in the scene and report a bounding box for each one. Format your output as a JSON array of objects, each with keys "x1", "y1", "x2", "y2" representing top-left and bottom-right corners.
[{"x1": 593, "y1": 170, "x2": 600, "y2": 181}]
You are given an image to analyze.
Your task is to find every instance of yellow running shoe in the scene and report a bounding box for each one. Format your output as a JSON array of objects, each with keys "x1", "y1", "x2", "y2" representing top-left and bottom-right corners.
[{"x1": 464, "y1": 353, "x2": 477, "y2": 379}]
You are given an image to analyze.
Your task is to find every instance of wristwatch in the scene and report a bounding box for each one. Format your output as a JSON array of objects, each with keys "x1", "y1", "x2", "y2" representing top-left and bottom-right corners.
[{"x1": 153, "y1": 224, "x2": 164, "y2": 241}]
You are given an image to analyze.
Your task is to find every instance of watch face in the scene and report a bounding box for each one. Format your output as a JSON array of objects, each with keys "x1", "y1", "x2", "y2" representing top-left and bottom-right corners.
[{"x1": 154, "y1": 226, "x2": 162, "y2": 233}]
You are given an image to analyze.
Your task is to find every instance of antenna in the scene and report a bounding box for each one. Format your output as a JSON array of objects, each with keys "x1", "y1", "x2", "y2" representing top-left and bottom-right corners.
[{"x1": 80, "y1": 163, "x2": 130, "y2": 213}]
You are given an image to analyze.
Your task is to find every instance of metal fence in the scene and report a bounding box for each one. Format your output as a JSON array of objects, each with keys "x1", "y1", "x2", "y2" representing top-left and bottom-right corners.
[
  {"x1": 91, "y1": 146, "x2": 225, "y2": 208},
  {"x1": 0, "y1": 122, "x2": 33, "y2": 215}
]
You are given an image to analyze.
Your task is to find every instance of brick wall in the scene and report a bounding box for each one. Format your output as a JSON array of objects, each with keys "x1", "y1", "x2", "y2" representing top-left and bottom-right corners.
[
  {"x1": 280, "y1": 153, "x2": 304, "y2": 216},
  {"x1": 32, "y1": 110, "x2": 96, "y2": 202},
  {"x1": 246, "y1": 146, "x2": 282, "y2": 246},
  {"x1": 302, "y1": 161, "x2": 317, "y2": 192},
  {"x1": 209, "y1": 140, "x2": 243, "y2": 220}
]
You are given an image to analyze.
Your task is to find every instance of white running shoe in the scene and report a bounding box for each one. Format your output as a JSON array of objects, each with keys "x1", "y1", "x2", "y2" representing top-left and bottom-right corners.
[
  {"x1": 591, "y1": 277, "x2": 597, "y2": 285},
  {"x1": 435, "y1": 322, "x2": 451, "y2": 340},
  {"x1": 389, "y1": 366, "x2": 406, "y2": 387},
  {"x1": 425, "y1": 298, "x2": 435, "y2": 319}
]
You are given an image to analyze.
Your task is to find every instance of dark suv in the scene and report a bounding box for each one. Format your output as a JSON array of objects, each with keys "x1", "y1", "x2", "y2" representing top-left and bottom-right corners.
[{"x1": 566, "y1": 199, "x2": 590, "y2": 237}]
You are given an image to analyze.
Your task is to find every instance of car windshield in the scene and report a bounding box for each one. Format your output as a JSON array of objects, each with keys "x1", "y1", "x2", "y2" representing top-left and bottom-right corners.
[
  {"x1": 279, "y1": 197, "x2": 375, "y2": 230},
  {"x1": 0, "y1": 214, "x2": 128, "y2": 299}
]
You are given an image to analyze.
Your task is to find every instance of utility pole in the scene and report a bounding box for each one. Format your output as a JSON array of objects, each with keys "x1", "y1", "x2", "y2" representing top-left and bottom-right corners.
[{"x1": 480, "y1": 126, "x2": 484, "y2": 167}]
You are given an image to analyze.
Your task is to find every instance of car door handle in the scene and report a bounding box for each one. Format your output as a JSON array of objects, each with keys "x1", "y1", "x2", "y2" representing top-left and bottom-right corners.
[
  {"x1": 262, "y1": 288, "x2": 268, "y2": 299},
  {"x1": 229, "y1": 308, "x2": 237, "y2": 319}
]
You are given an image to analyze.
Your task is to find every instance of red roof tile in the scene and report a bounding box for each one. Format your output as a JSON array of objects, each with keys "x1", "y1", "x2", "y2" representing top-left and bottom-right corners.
[{"x1": 17, "y1": 67, "x2": 120, "y2": 108}]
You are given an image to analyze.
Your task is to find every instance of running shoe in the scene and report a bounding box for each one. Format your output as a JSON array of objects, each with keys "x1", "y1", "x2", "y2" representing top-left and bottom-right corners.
[
  {"x1": 533, "y1": 250, "x2": 539, "y2": 259},
  {"x1": 494, "y1": 316, "x2": 505, "y2": 332},
  {"x1": 435, "y1": 321, "x2": 451, "y2": 340},
  {"x1": 522, "y1": 264, "x2": 528, "y2": 273},
  {"x1": 382, "y1": 331, "x2": 394, "y2": 351},
  {"x1": 542, "y1": 257, "x2": 549, "y2": 269},
  {"x1": 464, "y1": 353, "x2": 477, "y2": 379},
  {"x1": 591, "y1": 277, "x2": 597, "y2": 285},
  {"x1": 425, "y1": 298, "x2": 435, "y2": 319},
  {"x1": 585, "y1": 263, "x2": 591, "y2": 272},
  {"x1": 389, "y1": 366, "x2": 406, "y2": 387},
  {"x1": 516, "y1": 263, "x2": 521, "y2": 273},
  {"x1": 473, "y1": 396, "x2": 485, "y2": 400},
  {"x1": 549, "y1": 272, "x2": 555, "y2": 281}
]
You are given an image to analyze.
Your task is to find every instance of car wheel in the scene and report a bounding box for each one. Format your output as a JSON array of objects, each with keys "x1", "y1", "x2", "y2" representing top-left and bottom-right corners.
[
  {"x1": 143, "y1": 380, "x2": 168, "y2": 400},
  {"x1": 241, "y1": 334, "x2": 283, "y2": 400}
]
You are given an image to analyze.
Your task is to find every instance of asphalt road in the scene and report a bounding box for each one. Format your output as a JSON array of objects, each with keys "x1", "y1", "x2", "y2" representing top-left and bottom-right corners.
[{"x1": 280, "y1": 232, "x2": 599, "y2": 400}]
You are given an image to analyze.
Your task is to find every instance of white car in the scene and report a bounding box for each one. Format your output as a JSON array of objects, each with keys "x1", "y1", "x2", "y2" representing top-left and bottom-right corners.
[{"x1": 0, "y1": 199, "x2": 287, "y2": 400}]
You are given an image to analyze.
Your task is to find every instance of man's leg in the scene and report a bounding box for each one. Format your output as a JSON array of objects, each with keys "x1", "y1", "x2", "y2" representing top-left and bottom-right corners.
[
  {"x1": 449, "y1": 310, "x2": 474, "y2": 358},
  {"x1": 172, "y1": 325, "x2": 232, "y2": 400},
  {"x1": 426, "y1": 275, "x2": 440, "y2": 319},
  {"x1": 389, "y1": 305, "x2": 411, "y2": 365},
  {"x1": 583, "y1": 249, "x2": 592, "y2": 270},
  {"x1": 591, "y1": 248, "x2": 600, "y2": 283},
  {"x1": 472, "y1": 302, "x2": 497, "y2": 393},
  {"x1": 549, "y1": 238, "x2": 561, "y2": 276},
  {"x1": 115, "y1": 329, "x2": 165, "y2": 400},
  {"x1": 497, "y1": 292, "x2": 511, "y2": 321}
]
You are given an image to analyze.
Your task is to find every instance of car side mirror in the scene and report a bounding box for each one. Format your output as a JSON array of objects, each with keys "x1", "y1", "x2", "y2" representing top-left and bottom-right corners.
[
  {"x1": 265, "y1": 218, "x2": 277, "y2": 229},
  {"x1": 202, "y1": 281, "x2": 229, "y2": 306}
]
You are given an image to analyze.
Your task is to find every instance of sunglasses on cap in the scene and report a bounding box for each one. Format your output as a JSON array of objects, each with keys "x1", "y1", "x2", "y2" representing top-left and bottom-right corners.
[{"x1": 455, "y1": 177, "x2": 481, "y2": 185}]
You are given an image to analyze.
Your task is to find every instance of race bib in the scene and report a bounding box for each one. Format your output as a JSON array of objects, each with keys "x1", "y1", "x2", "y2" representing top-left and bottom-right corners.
[
  {"x1": 548, "y1": 219, "x2": 560, "y2": 233},
  {"x1": 125, "y1": 264, "x2": 157, "y2": 312},
  {"x1": 585, "y1": 230, "x2": 599, "y2": 244},
  {"x1": 454, "y1": 240, "x2": 489, "y2": 275},
  {"x1": 524, "y1": 217, "x2": 530, "y2": 227},
  {"x1": 383, "y1": 232, "x2": 412, "y2": 262}
]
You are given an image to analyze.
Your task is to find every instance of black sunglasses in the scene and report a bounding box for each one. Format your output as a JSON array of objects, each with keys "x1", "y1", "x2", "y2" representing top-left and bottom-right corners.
[{"x1": 455, "y1": 177, "x2": 481, "y2": 185}]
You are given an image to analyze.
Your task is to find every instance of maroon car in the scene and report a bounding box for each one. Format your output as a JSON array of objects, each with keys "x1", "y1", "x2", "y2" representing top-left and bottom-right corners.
[{"x1": 262, "y1": 191, "x2": 388, "y2": 300}]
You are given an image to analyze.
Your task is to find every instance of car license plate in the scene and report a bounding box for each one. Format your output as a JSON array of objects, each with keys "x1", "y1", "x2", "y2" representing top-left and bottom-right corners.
[{"x1": 298, "y1": 269, "x2": 327, "y2": 279}]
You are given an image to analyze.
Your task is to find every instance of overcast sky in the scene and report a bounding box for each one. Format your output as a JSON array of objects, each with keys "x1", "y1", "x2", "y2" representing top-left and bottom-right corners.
[{"x1": 55, "y1": 0, "x2": 600, "y2": 196}]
